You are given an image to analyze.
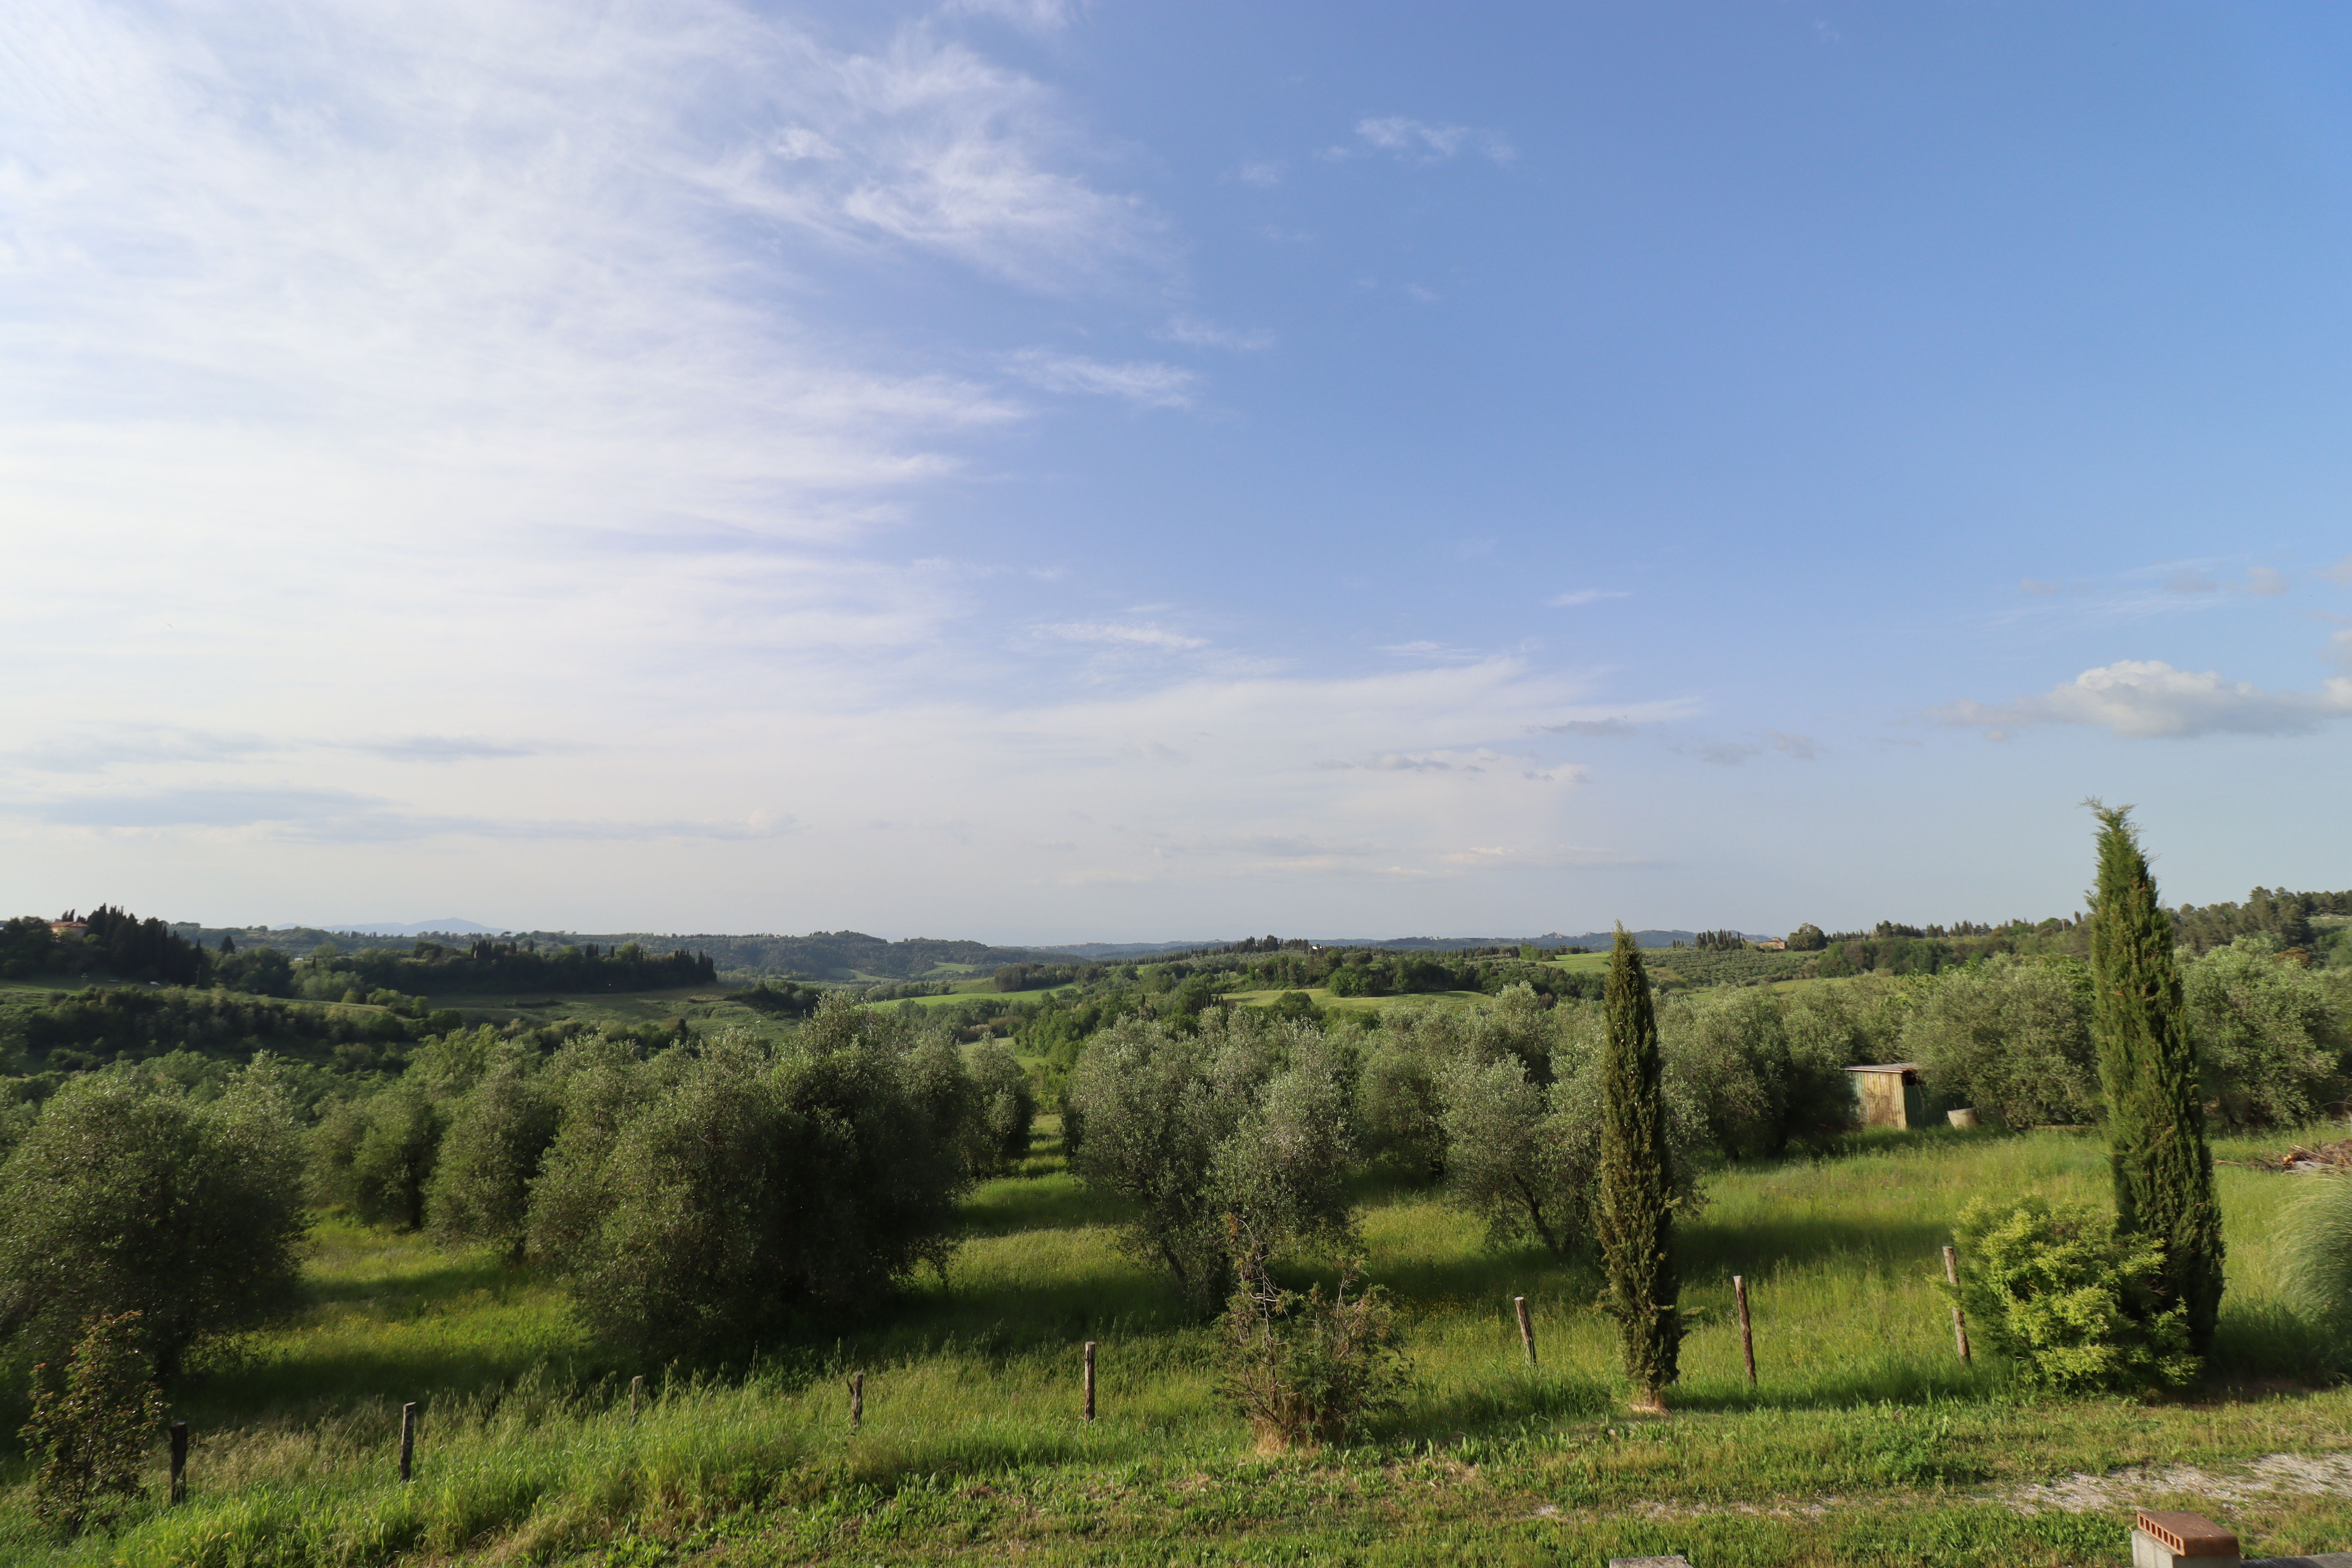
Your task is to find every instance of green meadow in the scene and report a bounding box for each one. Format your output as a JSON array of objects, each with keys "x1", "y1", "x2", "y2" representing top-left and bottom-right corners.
[{"x1": 4, "y1": 1119, "x2": 2347, "y2": 1567}]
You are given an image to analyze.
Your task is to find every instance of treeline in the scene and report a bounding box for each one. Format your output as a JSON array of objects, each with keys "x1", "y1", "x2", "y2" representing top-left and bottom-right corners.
[
  {"x1": 301, "y1": 939, "x2": 715, "y2": 996},
  {"x1": 0, "y1": 908, "x2": 211, "y2": 986}
]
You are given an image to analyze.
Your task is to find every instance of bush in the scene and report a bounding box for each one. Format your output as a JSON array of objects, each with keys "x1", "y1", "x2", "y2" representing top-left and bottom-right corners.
[
  {"x1": 0, "y1": 1064, "x2": 305, "y2": 1376},
  {"x1": 1216, "y1": 1241, "x2": 1407, "y2": 1451},
  {"x1": 1948, "y1": 1198, "x2": 2198, "y2": 1393},
  {"x1": 1902, "y1": 956, "x2": 2098, "y2": 1127},
  {"x1": 22, "y1": 1310, "x2": 166, "y2": 1537},
  {"x1": 2279, "y1": 1172, "x2": 2352, "y2": 1370}
]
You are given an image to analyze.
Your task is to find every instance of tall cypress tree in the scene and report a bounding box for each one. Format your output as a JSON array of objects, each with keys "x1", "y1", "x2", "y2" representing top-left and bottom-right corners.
[
  {"x1": 1599, "y1": 926, "x2": 1681, "y2": 1408},
  {"x1": 2087, "y1": 802, "x2": 2224, "y2": 1352}
]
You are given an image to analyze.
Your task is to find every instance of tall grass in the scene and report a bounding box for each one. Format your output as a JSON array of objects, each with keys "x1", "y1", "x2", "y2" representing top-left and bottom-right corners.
[{"x1": 2, "y1": 1124, "x2": 2345, "y2": 1565}]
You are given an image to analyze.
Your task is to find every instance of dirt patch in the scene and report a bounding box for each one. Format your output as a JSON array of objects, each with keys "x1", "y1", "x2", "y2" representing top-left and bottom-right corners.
[{"x1": 1999, "y1": 1452, "x2": 2352, "y2": 1514}]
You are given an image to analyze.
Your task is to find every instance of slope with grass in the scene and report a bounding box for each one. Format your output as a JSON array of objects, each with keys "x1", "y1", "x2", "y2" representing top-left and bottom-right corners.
[{"x1": 2, "y1": 1125, "x2": 2347, "y2": 1566}]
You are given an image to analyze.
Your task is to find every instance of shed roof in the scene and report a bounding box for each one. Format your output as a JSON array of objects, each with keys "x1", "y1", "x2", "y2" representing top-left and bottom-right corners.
[{"x1": 1845, "y1": 1062, "x2": 1923, "y2": 1074}]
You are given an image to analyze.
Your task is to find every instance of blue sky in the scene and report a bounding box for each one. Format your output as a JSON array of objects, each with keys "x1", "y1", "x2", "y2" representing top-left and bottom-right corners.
[{"x1": 5, "y1": 0, "x2": 2350, "y2": 942}]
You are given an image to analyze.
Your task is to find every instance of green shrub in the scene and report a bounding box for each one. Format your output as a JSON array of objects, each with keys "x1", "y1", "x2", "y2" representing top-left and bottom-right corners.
[
  {"x1": 1948, "y1": 1198, "x2": 2198, "y2": 1393},
  {"x1": 1216, "y1": 1241, "x2": 1407, "y2": 1451},
  {"x1": 2181, "y1": 940, "x2": 2350, "y2": 1129},
  {"x1": 309, "y1": 1080, "x2": 444, "y2": 1229},
  {"x1": 21, "y1": 1310, "x2": 167, "y2": 1537},
  {"x1": 965, "y1": 1038, "x2": 1038, "y2": 1172},
  {"x1": 2279, "y1": 1172, "x2": 2352, "y2": 1369}
]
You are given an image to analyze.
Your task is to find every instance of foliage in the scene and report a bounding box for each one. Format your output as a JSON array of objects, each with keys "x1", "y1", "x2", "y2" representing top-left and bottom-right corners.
[
  {"x1": 961, "y1": 1038, "x2": 1038, "y2": 1173},
  {"x1": 1597, "y1": 930, "x2": 1680, "y2": 1401},
  {"x1": 526, "y1": 1000, "x2": 972, "y2": 1357},
  {"x1": 20, "y1": 1310, "x2": 165, "y2": 1538},
  {"x1": 1216, "y1": 1240, "x2": 1408, "y2": 1451},
  {"x1": 296, "y1": 938, "x2": 715, "y2": 998},
  {"x1": 1787, "y1": 922, "x2": 1828, "y2": 952},
  {"x1": 1437, "y1": 1050, "x2": 1583, "y2": 1254},
  {"x1": 1901, "y1": 956, "x2": 2099, "y2": 1127},
  {"x1": 2181, "y1": 940, "x2": 2350, "y2": 1128},
  {"x1": 1064, "y1": 1010, "x2": 1352, "y2": 1303},
  {"x1": 427, "y1": 1062, "x2": 559, "y2": 1259},
  {"x1": 2278, "y1": 1172, "x2": 2352, "y2": 1370},
  {"x1": 1660, "y1": 986, "x2": 1853, "y2": 1159},
  {"x1": 309, "y1": 1080, "x2": 445, "y2": 1230},
  {"x1": 0, "y1": 1065, "x2": 305, "y2": 1377},
  {"x1": 1948, "y1": 1197, "x2": 2198, "y2": 1393},
  {"x1": 2087, "y1": 803, "x2": 2224, "y2": 1353}
]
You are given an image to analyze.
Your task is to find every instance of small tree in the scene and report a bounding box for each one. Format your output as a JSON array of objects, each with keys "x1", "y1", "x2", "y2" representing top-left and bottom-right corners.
[
  {"x1": 2087, "y1": 803, "x2": 2224, "y2": 1354},
  {"x1": 0, "y1": 1065, "x2": 305, "y2": 1377},
  {"x1": 22, "y1": 1310, "x2": 166, "y2": 1537},
  {"x1": 1597, "y1": 927, "x2": 1680, "y2": 1410},
  {"x1": 1438, "y1": 1052, "x2": 1583, "y2": 1254},
  {"x1": 965, "y1": 1039, "x2": 1038, "y2": 1173},
  {"x1": 428, "y1": 1065, "x2": 559, "y2": 1261}
]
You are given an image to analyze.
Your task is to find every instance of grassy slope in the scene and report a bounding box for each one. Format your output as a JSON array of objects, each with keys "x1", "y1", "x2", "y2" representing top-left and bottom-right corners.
[{"x1": 3, "y1": 1122, "x2": 2347, "y2": 1566}]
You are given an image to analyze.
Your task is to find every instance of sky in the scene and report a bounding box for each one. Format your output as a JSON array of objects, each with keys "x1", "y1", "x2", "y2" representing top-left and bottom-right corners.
[{"x1": 5, "y1": 0, "x2": 2352, "y2": 943}]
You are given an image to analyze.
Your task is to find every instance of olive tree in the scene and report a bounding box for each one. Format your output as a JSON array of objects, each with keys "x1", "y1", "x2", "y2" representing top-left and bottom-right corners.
[
  {"x1": 1065, "y1": 1009, "x2": 1354, "y2": 1304},
  {"x1": 0, "y1": 1063, "x2": 305, "y2": 1377},
  {"x1": 1901, "y1": 956, "x2": 2098, "y2": 1128},
  {"x1": 526, "y1": 1000, "x2": 973, "y2": 1357},
  {"x1": 428, "y1": 1063, "x2": 559, "y2": 1260}
]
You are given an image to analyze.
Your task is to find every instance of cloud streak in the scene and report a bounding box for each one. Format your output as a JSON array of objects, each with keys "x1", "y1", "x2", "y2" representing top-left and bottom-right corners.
[{"x1": 1937, "y1": 660, "x2": 2352, "y2": 739}]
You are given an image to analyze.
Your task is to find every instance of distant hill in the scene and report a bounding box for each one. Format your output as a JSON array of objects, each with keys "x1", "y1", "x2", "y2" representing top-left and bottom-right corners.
[
  {"x1": 326, "y1": 919, "x2": 506, "y2": 936},
  {"x1": 180, "y1": 925, "x2": 1073, "y2": 983}
]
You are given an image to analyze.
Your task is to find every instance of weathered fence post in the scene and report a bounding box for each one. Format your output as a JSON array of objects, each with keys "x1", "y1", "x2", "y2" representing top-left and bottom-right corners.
[
  {"x1": 168, "y1": 1420, "x2": 188, "y2": 1505},
  {"x1": 398, "y1": 1403, "x2": 417, "y2": 1483},
  {"x1": 1514, "y1": 1296, "x2": 1538, "y2": 1370},
  {"x1": 1942, "y1": 1245, "x2": 1972, "y2": 1363},
  {"x1": 1083, "y1": 1341, "x2": 1096, "y2": 1424},
  {"x1": 629, "y1": 1374, "x2": 644, "y2": 1423},
  {"x1": 849, "y1": 1370, "x2": 864, "y2": 1432},
  {"x1": 1732, "y1": 1275, "x2": 1757, "y2": 1387}
]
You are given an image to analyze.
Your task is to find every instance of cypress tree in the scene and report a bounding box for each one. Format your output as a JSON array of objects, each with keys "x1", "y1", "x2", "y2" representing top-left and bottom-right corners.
[
  {"x1": 1598, "y1": 925, "x2": 1681, "y2": 1408},
  {"x1": 2087, "y1": 802, "x2": 2224, "y2": 1352}
]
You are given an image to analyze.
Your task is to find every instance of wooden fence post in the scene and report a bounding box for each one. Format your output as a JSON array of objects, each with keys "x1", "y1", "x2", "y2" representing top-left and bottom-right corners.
[
  {"x1": 1514, "y1": 1296, "x2": 1538, "y2": 1370},
  {"x1": 1942, "y1": 1246, "x2": 1972, "y2": 1363},
  {"x1": 168, "y1": 1420, "x2": 188, "y2": 1505},
  {"x1": 398, "y1": 1403, "x2": 417, "y2": 1483},
  {"x1": 1083, "y1": 1341, "x2": 1096, "y2": 1424},
  {"x1": 849, "y1": 1370, "x2": 864, "y2": 1432},
  {"x1": 1732, "y1": 1275, "x2": 1757, "y2": 1387},
  {"x1": 629, "y1": 1374, "x2": 644, "y2": 1423}
]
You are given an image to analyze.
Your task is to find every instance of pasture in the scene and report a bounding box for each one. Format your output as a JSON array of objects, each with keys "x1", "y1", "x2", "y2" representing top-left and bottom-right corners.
[{"x1": 3, "y1": 1120, "x2": 2347, "y2": 1566}]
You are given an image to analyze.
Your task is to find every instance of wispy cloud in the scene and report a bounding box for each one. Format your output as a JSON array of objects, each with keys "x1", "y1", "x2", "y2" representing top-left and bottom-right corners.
[
  {"x1": 1156, "y1": 316, "x2": 1275, "y2": 351},
  {"x1": 1352, "y1": 116, "x2": 1516, "y2": 165},
  {"x1": 1235, "y1": 160, "x2": 1285, "y2": 188},
  {"x1": 1547, "y1": 588, "x2": 1629, "y2": 608},
  {"x1": 1936, "y1": 660, "x2": 2352, "y2": 739},
  {"x1": 1034, "y1": 622, "x2": 1207, "y2": 651},
  {"x1": 1006, "y1": 350, "x2": 1198, "y2": 407},
  {"x1": 2324, "y1": 555, "x2": 2352, "y2": 586},
  {"x1": 1539, "y1": 719, "x2": 1637, "y2": 739},
  {"x1": 942, "y1": 0, "x2": 1087, "y2": 33}
]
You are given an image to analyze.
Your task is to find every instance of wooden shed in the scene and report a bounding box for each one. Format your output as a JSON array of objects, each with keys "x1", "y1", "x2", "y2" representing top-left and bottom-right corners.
[{"x1": 1847, "y1": 1062, "x2": 1927, "y2": 1130}]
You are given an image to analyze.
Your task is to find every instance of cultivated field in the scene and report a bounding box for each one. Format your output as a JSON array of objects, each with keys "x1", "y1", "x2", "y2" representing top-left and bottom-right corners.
[{"x1": 4, "y1": 1120, "x2": 2347, "y2": 1566}]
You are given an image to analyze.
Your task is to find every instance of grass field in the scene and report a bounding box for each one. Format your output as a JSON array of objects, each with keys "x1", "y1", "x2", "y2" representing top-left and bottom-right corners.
[{"x1": 2, "y1": 1121, "x2": 2347, "y2": 1565}]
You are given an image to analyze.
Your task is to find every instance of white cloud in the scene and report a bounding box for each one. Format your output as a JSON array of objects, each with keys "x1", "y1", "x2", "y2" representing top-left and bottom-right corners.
[
  {"x1": 1936, "y1": 660, "x2": 2352, "y2": 739},
  {"x1": 2247, "y1": 566, "x2": 2289, "y2": 597},
  {"x1": 1034, "y1": 622, "x2": 1207, "y2": 651},
  {"x1": 2325, "y1": 555, "x2": 2352, "y2": 586},
  {"x1": 1548, "y1": 589, "x2": 1630, "y2": 607},
  {"x1": 1236, "y1": 160, "x2": 1285, "y2": 188},
  {"x1": 1353, "y1": 116, "x2": 1516, "y2": 165},
  {"x1": 943, "y1": 0, "x2": 1086, "y2": 33},
  {"x1": 1156, "y1": 316, "x2": 1275, "y2": 351},
  {"x1": 1006, "y1": 350, "x2": 1198, "y2": 407}
]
